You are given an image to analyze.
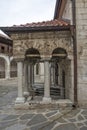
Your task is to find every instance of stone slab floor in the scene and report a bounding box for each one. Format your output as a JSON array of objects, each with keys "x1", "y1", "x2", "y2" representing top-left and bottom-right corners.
[{"x1": 0, "y1": 85, "x2": 87, "y2": 130}]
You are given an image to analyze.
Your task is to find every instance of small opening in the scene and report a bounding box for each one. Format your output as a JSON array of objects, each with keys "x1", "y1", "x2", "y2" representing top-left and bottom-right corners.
[{"x1": 1, "y1": 46, "x2": 5, "y2": 53}]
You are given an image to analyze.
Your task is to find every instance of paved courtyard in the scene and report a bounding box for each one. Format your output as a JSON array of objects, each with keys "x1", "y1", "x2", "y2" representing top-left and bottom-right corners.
[{"x1": 0, "y1": 85, "x2": 87, "y2": 130}]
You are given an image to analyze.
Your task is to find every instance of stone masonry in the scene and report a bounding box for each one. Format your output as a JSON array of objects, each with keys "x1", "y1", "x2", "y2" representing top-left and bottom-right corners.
[
  {"x1": 10, "y1": 30, "x2": 75, "y2": 104},
  {"x1": 76, "y1": 0, "x2": 87, "y2": 106},
  {"x1": 61, "y1": 0, "x2": 87, "y2": 107}
]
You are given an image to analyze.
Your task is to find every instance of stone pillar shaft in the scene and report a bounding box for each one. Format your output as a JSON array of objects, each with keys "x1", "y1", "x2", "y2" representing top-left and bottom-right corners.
[
  {"x1": 32, "y1": 64, "x2": 34, "y2": 86},
  {"x1": 5, "y1": 62, "x2": 10, "y2": 79},
  {"x1": 30, "y1": 64, "x2": 32, "y2": 86},
  {"x1": 15, "y1": 61, "x2": 25, "y2": 103},
  {"x1": 24, "y1": 62, "x2": 29, "y2": 96},
  {"x1": 43, "y1": 61, "x2": 51, "y2": 102},
  {"x1": 28, "y1": 64, "x2": 34, "y2": 97},
  {"x1": 18, "y1": 62, "x2": 23, "y2": 97}
]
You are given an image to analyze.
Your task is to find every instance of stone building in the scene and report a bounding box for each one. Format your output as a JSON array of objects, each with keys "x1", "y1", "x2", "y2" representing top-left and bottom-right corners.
[
  {"x1": 1, "y1": 0, "x2": 87, "y2": 107},
  {"x1": 0, "y1": 30, "x2": 17, "y2": 79}
]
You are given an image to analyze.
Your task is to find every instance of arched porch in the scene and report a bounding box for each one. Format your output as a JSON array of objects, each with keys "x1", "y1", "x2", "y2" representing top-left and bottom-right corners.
[{"x1": 15, "y1": 47, "x2": 73, "y2": 104}]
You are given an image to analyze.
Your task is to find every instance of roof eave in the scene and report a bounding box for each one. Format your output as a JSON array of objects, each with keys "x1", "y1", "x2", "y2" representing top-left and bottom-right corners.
[
  {"x1": 0, "y1": 37, "x2": 13, "y2": 46},
  {"x1": 0, "y1": 26, "x2": 71, "y2": 33}
]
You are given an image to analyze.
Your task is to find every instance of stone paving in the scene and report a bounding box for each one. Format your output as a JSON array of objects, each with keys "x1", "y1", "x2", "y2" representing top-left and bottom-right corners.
[{"x1": 0, "y1": 85, "x2": 87, "y2": 130}]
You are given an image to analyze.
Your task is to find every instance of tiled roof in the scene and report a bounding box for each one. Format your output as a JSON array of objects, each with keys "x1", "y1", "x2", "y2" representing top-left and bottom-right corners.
[{"x1": 13, "y1": 19, "x2": 70, "y2": 28}]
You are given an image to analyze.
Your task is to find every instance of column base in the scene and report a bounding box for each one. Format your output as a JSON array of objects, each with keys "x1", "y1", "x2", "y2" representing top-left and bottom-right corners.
[
  {"x1": 5, "y1": 76, "x2": 10, "y2": 79},
  {"x1": 15, "y1": 97, "x2": 25, "y2": 104},
  {"x1": 23, "y1": 92, "x2": 29, "y2": 96},
  {"x1": 43, "y1": 97, "x2": 51, "y2": 103}
]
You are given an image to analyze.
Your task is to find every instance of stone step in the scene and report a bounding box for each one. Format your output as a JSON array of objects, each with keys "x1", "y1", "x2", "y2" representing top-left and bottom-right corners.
[
  {"x1": 15, "y1": 99, "x2": 73, "y2": 110},
  {"x1": 34, "y1": 87, "x2": 61, "y2": 96}
]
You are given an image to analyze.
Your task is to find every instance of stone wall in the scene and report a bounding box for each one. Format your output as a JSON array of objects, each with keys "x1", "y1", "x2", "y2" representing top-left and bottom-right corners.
[
  {"x1": 76, "y1": 0, "x2": 87, "y2": 106},
  {"x1": 10, "y1": 30, "x2": 75, "y2": 101},
  {"x1": 61, "y1": 0, "x2": 87, "y2": 107},
  {"x1": 10, "y1": 31, "x2": 72, "y2": 60},
  {"x1": 62, "y1": 0, "x2": 72, "y2": 24}
]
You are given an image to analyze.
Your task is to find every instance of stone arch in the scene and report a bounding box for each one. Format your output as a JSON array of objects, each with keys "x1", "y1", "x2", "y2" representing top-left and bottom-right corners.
[
  {"x1": 0, "y1": 54, "x2": 10, "y2": 79},
  {"x1": 25, "y1": 47, "x2": 41, "y2": 61},
  {"x1": 0, "y1": 54, "x2": 10, "y2": 65},
  {"x1": 50, "y1": 42, "x2": 73, "y2": 57},
  {"x1": 10, "y1": 56, "x2": 13, "y2": 62},
  {"x1": 52, "y1": 47, "x2": 67, "y2": 60},
  {"x1": 23, "y1": 41, "x2": 42, "y2": 56}
]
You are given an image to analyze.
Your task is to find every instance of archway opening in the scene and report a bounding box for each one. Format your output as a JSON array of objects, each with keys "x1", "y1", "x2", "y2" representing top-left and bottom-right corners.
[
  {"x1": 0, "y1": 58, "x2": 5, "y2": 78},
  {"x1": 51, "y1": 48, "x2": 70, "y2": 99},
  {"x1": 24, "y1": 48, "x2": 41, "y2": 99},
  {"x1": 10, "y1": 59, "x2": 17, "y2": 78}
]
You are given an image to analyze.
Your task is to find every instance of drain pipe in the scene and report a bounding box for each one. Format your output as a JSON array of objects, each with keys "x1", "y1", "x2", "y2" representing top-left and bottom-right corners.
[{"x1": 71, "y1": 0, "x2": 78, "y2": 107}]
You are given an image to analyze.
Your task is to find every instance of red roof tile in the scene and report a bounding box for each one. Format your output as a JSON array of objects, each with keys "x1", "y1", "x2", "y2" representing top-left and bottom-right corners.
[{"x1": 13, "y1": 19, "x2": 70, "y2": 28}]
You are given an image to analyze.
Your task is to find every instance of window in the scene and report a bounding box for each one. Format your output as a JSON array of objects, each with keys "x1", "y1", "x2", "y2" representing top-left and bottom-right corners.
[{"x1": 1, "y1": 46, "x2": 5, "y2": 53}]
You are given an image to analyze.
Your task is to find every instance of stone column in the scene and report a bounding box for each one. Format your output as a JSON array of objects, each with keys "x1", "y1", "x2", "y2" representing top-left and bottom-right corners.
[
  {"x1": 51, "y1": 62, "x2": 55, "y2": 86},
  {"x1": 70, "y1": 58, "x2": 74, "y2": 102},
  {"x1": 5, "y1": 56, "x2": 10, "y2": 79},
  {"x1": 23, "y1": 62, "x2": 29, "y2": 97},
  {"x1": 43, "y1": 60, "x2": 51, "y2": 102},
  {"x1": 15, "y1": 61, "x2": 25, "y2": 103},
  {"x1": 30, "y1": 64, "x2": 32, "y2": 87},
  {"x1": 5, "y1": 62, "x2": 10, "y2": 79},
  {"x1": 32, "y1": 64, "x2": 34, "y2": 87},
  {"x1": 28, "y1": 64, "x2": 30, "y2": 89},
  {"x1": 28, "y1": 63, "x2": 34, "y2": 98},
  {"x1": 40, "y1": 63, "x2": 44, "y2": 82}
]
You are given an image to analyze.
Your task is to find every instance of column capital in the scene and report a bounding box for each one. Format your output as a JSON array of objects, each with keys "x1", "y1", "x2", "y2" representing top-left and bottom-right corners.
[
  {"x1": 13, "y1": 55, "x2": 25, "y2": 62},
  {"x1": 41, "y1": 55, "x2": 52, "y2": 61},
  {"x1": 15, "y1": 58, "x2": 24, "y2": 62},
  {"x1": 41, "y1": 58, "x2": 51, "y2": 62}
]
